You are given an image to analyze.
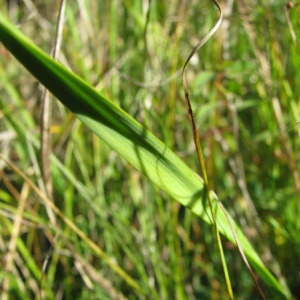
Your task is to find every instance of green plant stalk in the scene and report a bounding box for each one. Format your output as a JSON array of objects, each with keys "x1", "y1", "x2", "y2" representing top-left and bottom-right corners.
[
  {"x1": 181, "y1": 1, "x2": 234, "y2": 297},
  {"x1": 0, "y1": 154, "x2": 144, "y2": 295},
  {"x1": 0, "y1": 13, "x2": 290, "y2": 298},
  {"x1": 1, "y1": 217, "x2": 55, "y2": 299}
]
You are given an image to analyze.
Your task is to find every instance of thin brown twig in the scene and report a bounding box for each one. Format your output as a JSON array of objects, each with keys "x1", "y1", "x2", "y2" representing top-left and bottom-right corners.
[
  {"x1": 0, "y1": 154, "x2": 144, "y2": 295},
  {"x1": 181, "y1": 1, "x2": 266, "y2": 298},
  {"x1": 40, "y1": 0, "x2": 66, "y2": 204},
  {"x1": 214, "y1": 191, "x2": 266, "y2": 300},
  {"x1": 181, "y1": 0, "x2": 222, "y2": 184},
  {"x1": 181, "y1": 0, "x2": 234, "y2": 298},
  {"x1": 1, "y1": 171, "x2": 30, "y2": 300}
]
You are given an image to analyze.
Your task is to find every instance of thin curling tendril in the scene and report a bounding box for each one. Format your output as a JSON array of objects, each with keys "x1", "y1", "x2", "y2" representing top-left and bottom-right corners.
[{"x1": 181, "y1": 1, "x2": 266, "y2": 299}]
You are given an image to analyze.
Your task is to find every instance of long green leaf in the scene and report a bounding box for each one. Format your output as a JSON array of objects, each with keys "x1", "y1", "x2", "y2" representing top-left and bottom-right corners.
[{"x1": 0, "y1": 13, "x2": 289, "y2": 298}]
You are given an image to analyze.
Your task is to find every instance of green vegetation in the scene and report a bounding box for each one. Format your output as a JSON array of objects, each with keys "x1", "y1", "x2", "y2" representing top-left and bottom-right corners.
[{"x1": 0, "y1": 0, "x2": 299, "y2": 299}]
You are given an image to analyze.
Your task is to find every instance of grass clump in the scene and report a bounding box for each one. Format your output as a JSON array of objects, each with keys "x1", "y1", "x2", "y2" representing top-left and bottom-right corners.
[{"x1": 0, "y1": 0, "x2": 299, "y2": 299}]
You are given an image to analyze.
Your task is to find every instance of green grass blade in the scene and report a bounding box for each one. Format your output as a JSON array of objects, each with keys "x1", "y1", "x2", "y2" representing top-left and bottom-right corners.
[{"x1": 0, "y1": 13, "x2": 289, "y2": 298}]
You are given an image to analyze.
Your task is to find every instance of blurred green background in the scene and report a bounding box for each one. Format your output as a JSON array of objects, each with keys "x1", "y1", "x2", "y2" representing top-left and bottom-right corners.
[{"x1": 0, "y1": 0, "x2": 299, "y2": 299}]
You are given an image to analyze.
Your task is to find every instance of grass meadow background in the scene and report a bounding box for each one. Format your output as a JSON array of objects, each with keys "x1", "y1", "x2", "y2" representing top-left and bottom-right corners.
[{"x1": 1, "y1": 0, "x2": 300, "y2": 299}]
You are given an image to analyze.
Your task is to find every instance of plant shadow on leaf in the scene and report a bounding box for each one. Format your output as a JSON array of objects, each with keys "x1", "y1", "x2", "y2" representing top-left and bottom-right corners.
[{"x1": 0, "y1": 11, "x2": 291, "y2": 299}]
